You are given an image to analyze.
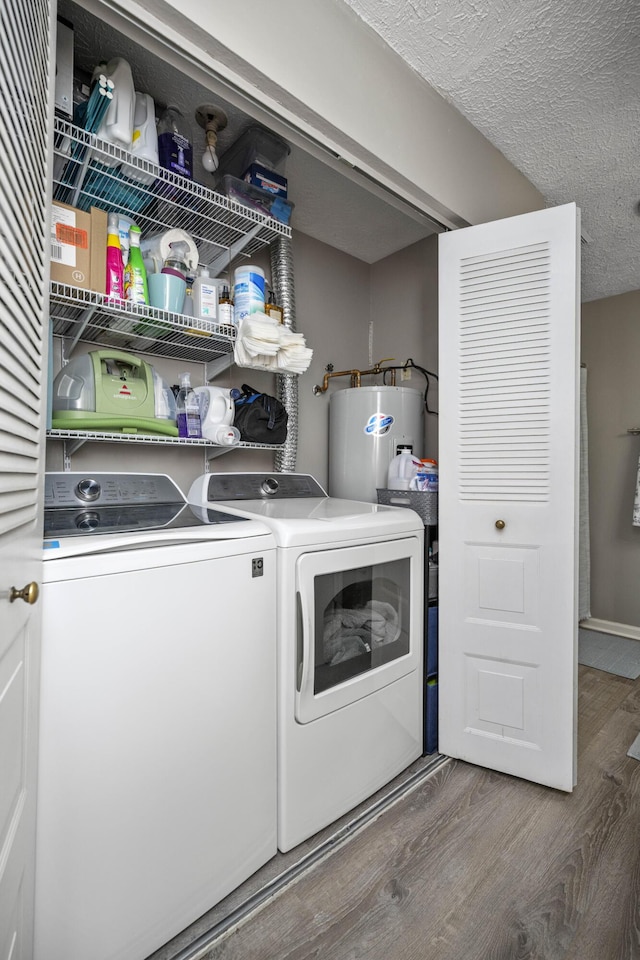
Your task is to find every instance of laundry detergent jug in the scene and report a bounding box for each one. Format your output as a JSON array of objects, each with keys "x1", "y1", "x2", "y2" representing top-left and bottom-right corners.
[{"x1": 193, "y1": 385, "x2": 235, "y2": 442}]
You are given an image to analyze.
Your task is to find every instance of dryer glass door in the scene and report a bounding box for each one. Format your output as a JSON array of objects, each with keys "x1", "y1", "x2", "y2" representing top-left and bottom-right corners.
[{"x1": 295, "y1": 536, "x2": 423, "y2": 723}]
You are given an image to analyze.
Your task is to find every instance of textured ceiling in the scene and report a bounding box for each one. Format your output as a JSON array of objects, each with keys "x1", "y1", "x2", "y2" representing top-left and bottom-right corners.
[{"x1": 341, "y1": 0, "x2": 640, "y2": 302}]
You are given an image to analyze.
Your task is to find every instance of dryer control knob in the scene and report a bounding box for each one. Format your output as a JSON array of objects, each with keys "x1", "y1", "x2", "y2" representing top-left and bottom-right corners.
[
  {"x1": 76, "y1": 478, "x2": 101, "y2": 502},
  {"x1": 261, "y1": 477, "x2": 279, "y2": 496}
]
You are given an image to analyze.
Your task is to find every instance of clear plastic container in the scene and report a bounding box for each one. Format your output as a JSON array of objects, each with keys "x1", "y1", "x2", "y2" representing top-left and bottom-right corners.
[
  {"x1": 216, "y1": 125, "x2": 290, "y2": 182},
  {"x1": 220, "y1": 175, "x2": 294, "y2": 225}
]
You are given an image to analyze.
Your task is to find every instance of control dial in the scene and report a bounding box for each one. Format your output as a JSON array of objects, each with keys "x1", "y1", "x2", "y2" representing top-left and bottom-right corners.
[
  {"x1": 261, "y1": 477, "x2": 279, "y2": 496},
  {"x1": 76, "y1": 512, "x2": 100, "y2": 532},
  {"x1": 75, "y1": 478, "x2": 101, "y2": 502}
]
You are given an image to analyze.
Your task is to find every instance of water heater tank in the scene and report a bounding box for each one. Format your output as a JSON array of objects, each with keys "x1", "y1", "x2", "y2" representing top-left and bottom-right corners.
[{"x1": 329, "y1": 385, "x2": 424, "y2": 503}]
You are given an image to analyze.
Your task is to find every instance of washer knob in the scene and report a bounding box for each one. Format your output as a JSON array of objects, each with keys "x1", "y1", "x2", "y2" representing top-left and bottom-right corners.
[
  {"x1": 261, "y1": 477, "x2": 279, "y2": 496},
  {"x1": 76, "y1": 512, "x2": 100, "y2": 532},
  {"x1": 76, "y1": 478, "x2": 101, "y2": 502}
]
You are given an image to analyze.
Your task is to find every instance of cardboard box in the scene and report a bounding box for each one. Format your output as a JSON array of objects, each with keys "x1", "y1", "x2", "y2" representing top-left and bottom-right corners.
[{"x1": 50, "y1": 202, "x2": 107, "y2": 292}]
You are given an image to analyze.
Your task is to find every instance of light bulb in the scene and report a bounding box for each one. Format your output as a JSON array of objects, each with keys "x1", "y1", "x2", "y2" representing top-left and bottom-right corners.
[{"x1": 201, "y1": 144, "x2": 219, "y2": 173}]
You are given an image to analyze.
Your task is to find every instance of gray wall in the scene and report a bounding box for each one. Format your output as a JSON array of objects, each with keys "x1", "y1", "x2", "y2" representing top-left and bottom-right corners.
[{"x1": 582, "y1": 289, "x2": 640, "y2": 627}]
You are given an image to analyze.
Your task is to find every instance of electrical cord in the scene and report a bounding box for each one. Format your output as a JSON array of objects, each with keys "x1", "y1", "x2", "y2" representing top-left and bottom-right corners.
[{"x1": 381, "y1": 358, "x2": 439, "y2": 415}]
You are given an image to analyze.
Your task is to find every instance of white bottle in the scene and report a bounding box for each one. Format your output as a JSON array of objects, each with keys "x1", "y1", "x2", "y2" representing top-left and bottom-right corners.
[
  {"x1": 95, "y1": 58, "x2": 135, "y2": 165},
  {"x1": 234, "y1": 264, "x2": 265, "y2": 322},
  {"x1": 121, "y1": 92, "x2": 158, "y2": 185},
  {"x1": 387, "y1": 445, "x2": 418, "y2": 491},
  {"x1": 192, "y1": 265, "x2": 219, "y2": 321},
  {"x1": 176, "y1": 372, "x2": 202, "y2": 439}
]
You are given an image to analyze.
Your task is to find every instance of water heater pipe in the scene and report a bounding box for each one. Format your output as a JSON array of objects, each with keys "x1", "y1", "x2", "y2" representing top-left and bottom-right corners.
[{"x1": 312, "y1": 359, "x2": 397, "y2": 395}]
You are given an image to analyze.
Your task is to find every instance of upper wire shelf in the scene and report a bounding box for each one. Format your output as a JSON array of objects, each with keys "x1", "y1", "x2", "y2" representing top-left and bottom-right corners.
[{"x1": 52, "y1": 117, "x2": 291, "y2": 270}]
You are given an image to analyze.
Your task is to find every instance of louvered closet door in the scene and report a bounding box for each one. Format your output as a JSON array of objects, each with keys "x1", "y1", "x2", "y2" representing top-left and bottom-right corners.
[
  {"x1": 438, "y1": 203, "x2": 580, "y2": 791},
  {"x1": 0, "y1": 0, "x2": 53, "y2": 955}
]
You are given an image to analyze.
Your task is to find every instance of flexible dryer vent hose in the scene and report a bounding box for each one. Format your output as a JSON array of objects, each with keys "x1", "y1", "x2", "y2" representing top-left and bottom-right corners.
[{"x1": 271, "y1": 236, "x2": 298, "y2": 473}]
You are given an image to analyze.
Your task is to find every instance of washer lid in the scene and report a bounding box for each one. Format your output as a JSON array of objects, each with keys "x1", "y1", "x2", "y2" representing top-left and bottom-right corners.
[{"x1": 194, "y1": 496, "x2": 423, "y2": 547}]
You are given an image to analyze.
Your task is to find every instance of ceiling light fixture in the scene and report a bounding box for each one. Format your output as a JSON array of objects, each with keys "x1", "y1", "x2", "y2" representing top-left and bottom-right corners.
[{"x1": 195, "y1": 104, "x2": 228, "y2": 174}]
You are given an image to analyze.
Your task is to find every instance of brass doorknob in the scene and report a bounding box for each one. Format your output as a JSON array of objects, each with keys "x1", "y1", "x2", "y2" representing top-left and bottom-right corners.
[
  {"x1": 10, "y1": 582, "x2": 39, "y2": 605},
  {"x1": 495, "y1": 520, "x2": 506, "y2": 530}
]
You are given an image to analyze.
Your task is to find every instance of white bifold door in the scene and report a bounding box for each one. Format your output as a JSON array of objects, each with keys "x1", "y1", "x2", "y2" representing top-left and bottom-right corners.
[{"x1": 438, "y1": 202, "x2": 581, "y2": 791}]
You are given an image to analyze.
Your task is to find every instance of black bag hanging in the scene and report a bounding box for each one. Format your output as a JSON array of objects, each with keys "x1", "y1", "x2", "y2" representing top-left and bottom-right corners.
[{"x1": 233, "y1": 384, "x2": 288, "y2": 444}]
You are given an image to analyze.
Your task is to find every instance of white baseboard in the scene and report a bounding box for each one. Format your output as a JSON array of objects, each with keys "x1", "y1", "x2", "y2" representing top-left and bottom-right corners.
[{"x1": 579, "y1": 617, "x2": 640, "y2": 642}]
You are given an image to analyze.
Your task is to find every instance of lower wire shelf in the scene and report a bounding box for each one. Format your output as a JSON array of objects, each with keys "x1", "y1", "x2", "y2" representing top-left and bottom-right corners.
[{"x1": 46, "y1": 428, "x2": 284, "y2": 458}]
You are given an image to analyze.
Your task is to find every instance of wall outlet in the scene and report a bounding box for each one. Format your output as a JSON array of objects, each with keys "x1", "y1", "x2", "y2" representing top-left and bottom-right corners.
[{"x1": 401, "y1": 367, "x2": 411, "y2": 380}]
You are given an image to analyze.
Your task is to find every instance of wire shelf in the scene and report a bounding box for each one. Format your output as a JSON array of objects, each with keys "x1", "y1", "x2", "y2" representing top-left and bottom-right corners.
[
  {"x1": 50, "y1": 282, "x2": 237, "y2": 363},
  {"x1": 52, "y1": 118, "x2": 291, "y2": 267},
  {"x1": 47, "y1": 429, "x2": 285, "y2": 454}
]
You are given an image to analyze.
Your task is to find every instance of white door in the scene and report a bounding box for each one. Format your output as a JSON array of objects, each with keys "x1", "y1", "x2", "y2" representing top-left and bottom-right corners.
[
  {"x1": 438, "y1": 203, "x2": 580, "y2": 791},
  {"x1": 0, "y1": 0, "x2": 53, "y2": 955}
]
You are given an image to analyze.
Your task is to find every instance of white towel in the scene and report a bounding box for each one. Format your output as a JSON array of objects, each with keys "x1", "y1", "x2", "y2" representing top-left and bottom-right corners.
[
  {"x1": 634, "y1": 455, "x2": 640, "y2": 526},
  {"x1": 233, "y1": 313, "x2": 313, "y2": 374}
]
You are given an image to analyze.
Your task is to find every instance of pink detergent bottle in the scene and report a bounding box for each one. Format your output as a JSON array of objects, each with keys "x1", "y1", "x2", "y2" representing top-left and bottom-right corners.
[{"x1": 106, "y1": 211, "x2": 124, "y2": 298}]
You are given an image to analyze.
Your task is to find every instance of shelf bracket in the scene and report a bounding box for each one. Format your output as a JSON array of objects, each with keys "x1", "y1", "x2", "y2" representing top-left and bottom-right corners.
[
  {"x1": 62, "y1": 436, "x2": 89, "y2": 469},
  {"x1": 205, "y1": 353, "x2": 234, "y2": 382},
  {"x1": 207, "y1": 224, "x2": 264, "y2": 277},
  {"x1": 61, "y1": 304, "x2": 99, "y2": 358}
]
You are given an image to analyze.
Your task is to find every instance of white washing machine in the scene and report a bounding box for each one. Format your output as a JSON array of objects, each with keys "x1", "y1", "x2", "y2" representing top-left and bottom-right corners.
[
  {"x1": 35, "y1": 473, "x2": 277, "y2": 960},
  {"x1": 188, "y1": 472, "x2": 424, "y2": 853}
]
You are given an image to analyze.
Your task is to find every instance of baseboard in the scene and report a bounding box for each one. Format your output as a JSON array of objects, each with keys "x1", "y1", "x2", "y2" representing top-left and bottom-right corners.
[{"x1": 579, "y1": 617, "x2": 640, "y2": 642}]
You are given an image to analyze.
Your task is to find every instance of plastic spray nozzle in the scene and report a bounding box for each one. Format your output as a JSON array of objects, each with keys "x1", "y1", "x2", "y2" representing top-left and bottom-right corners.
[
  {"x1": 162, "y1": 241, "x2": 190, "y2": 279},
  {"x1": 179, "y1": 372, "x2": 192, "y2": 387}
]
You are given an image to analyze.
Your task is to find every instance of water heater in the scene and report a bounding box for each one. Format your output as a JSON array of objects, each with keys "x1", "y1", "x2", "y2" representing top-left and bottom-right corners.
[{"x1": 329, "y1": 385, "x2": 424, "y2": 503}]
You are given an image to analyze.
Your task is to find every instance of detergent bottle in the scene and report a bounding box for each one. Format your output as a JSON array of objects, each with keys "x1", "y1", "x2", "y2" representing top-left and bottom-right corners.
[
  {"x1": 106, "y1": 212, "x2": 124, "y2": 299},
  {"x1": 123, "y1": 225, "x2": 149, "y2": 304},
  {"x1": 157, "y1": 107, "x2": 192, "y2": 179},
  {"x1": 387, "y1": 445, "x2": 418, "y2": 491}
]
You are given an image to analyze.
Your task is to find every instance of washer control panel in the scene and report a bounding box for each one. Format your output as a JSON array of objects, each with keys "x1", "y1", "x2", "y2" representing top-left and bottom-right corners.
[{"x1": 44, "y1": 472, "x2": 183, "y2": 507}]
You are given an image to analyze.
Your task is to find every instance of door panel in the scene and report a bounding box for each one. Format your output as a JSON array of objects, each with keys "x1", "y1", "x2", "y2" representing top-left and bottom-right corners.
[
  {"x1": 439, "y1": 203, "x2": 580, "y2": 791},
  {"x1": 0, "y1": 0, "x2": 52, "y2": 953}
]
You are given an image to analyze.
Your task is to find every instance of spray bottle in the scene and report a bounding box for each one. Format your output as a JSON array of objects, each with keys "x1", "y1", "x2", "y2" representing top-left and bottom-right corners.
[
  {"x1": 106, "y1": 212, "x2": 124, "y2": 299},
  {"x1": 162, "y1": 241, "x2": 189, "y2": 280},
  {"x1": 123, "y1": 225, "x2": 149, "y2": 304},
  {"x1": 175, "y1": 372, "x2": 202, "y2": 439}
]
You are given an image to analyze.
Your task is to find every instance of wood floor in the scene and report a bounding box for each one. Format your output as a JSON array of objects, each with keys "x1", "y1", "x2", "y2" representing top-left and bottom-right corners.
[{"x1": 198, "y1": 665, "x2": 640, "y2": 960}]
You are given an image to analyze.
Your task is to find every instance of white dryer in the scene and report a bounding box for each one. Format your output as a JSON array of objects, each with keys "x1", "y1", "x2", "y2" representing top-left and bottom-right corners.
[{"x1": 188, "y1": 472, "x2": 424, "y2": 852}]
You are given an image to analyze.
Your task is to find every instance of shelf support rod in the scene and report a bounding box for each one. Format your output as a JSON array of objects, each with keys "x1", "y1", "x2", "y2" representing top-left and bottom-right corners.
[
  {"x1": 63, "y1": 304, "x2": 99, "y2": 356},
  {"x1": 207, "y1": 224, "x2": 264, "y2": 277}
]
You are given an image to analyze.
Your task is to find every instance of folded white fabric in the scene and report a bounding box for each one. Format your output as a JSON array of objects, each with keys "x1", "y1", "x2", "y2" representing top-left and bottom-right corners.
[{"x1": 234, "y1": 313, "x2": 313, "y2": 374}]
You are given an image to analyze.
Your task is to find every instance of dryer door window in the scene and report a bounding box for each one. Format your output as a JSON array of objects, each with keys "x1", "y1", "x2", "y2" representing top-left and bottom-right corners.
[
  {"x1": 295, "y1": 536, "x2": 423, "y2": 724},
  {"x1": 315, "y1": 559, "x2": 410, "y2": 693}
]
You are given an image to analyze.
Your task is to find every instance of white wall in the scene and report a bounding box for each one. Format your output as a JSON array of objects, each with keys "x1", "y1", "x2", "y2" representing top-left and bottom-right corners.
[{"x1": 99, "y1": 0, "x2": 545, "y2": 228}]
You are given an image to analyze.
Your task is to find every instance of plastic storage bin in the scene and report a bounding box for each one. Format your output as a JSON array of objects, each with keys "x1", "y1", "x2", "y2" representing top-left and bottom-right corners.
[
  {"x1": 376, "y1": 488, "x2": 438, "y2": 525},
  {"x1": 220, "y1": 175, "x2": 294, "y2": 225},
  {"x1": 216, "y1": 125, "x2": 290, "y2": 182}
]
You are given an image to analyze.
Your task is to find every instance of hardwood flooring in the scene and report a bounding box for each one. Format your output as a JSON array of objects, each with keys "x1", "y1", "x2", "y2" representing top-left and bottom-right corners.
[{"x1": 194, "y1": 665, "x2": 640, "y2": 960}]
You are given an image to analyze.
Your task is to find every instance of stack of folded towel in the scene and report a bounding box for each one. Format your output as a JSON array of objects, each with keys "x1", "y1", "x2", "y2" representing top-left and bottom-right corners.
[{"x1": 234, "y1": 314, "x2": 313, "y2": 374}]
